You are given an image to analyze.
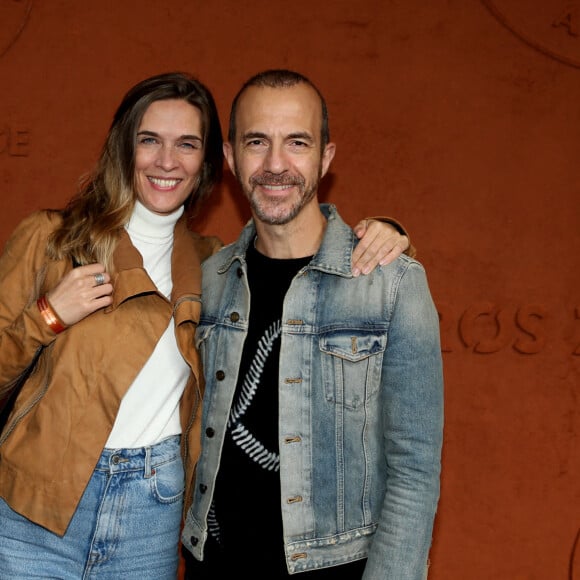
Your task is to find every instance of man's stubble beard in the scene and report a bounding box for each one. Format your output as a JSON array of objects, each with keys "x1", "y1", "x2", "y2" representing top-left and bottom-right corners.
[{"x1": 235, "y1": 165, "x2": 322, "y2": 226}]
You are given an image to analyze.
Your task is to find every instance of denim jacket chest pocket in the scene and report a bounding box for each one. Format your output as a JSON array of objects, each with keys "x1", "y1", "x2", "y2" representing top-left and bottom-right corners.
[{"x1": 319, "y1": 330, "x2": 387, "y2": 410}]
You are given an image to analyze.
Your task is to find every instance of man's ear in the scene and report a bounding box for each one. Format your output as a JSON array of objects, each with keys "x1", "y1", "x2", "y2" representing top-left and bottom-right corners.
[
  {"x1": 320, "y1": 142, "x2": 336, "y2": 178},
  {"x1": 223, "y1": 142, "x2": 235, "y2": 174}
]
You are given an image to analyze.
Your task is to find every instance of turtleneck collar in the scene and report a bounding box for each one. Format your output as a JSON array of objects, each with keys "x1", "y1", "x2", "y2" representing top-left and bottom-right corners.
[{"x1": 126, "y1": 200, "x2": 184, "y2": 241}]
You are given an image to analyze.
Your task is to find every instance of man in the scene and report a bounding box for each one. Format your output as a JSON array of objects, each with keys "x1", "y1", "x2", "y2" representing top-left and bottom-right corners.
[{"x1": 182, "y1": 69, "x2": 444, "y2": 579}]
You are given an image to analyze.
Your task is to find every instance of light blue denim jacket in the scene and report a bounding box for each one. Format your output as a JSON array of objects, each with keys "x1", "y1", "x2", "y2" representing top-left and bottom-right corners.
[{"x1": 182, "y1": 204, "x2": 444, "y2": 579}]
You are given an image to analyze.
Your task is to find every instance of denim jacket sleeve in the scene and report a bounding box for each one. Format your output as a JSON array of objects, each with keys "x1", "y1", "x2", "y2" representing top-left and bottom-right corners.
[{"x1": 363, "y1": 259, "x2": 444, "y2": 580}]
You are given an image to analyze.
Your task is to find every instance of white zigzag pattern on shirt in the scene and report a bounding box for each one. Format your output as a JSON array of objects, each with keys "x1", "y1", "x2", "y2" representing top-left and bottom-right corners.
[
  {"x1": 207, "y1": 501, "x2": 221, "y2": 543},
  {"x1": 230, "y1": 422, "x2": 279, "y2": 471},
  {"x1": 227, "y1": 320, "x2": 281, "y2": 472}
]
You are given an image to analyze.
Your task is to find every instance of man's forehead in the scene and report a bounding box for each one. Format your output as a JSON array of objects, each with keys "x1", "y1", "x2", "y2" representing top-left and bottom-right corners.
[{"x1": 236, "y1": 84, "x2": 322, "y2": 134}]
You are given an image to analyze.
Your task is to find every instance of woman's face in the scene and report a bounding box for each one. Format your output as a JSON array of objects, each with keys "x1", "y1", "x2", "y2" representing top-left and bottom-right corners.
[{"x1": 134, "y1": 99, "x2": 204, "y2": 215}]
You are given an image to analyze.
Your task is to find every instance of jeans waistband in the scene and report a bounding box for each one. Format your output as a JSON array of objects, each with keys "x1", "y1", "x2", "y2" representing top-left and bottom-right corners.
[{"x1": 95, "y1": 435, "x2": 181, "y2": 476}]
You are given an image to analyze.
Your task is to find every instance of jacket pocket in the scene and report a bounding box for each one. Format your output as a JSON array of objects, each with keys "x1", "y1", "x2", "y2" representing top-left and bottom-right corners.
[{"x1": 319, "y1": 330, "x2": 386, "y2": 409}]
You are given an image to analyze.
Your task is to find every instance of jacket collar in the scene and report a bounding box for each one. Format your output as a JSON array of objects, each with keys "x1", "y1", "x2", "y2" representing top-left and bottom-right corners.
[
  {"x1": 109, "y1": 215, "x2": 203, "y2": 310},
  {"x1": 216, "y1": 203, "x2": 356, "y2": 278}
]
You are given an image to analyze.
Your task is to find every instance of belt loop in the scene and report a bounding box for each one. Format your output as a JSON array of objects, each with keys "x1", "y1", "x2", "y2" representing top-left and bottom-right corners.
[{"x1": 144, "y1": 446, "x2": 152, "y2": 478}]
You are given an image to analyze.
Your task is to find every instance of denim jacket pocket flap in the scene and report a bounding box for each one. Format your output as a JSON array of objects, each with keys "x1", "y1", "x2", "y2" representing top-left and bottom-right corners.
[{"x1": 319, "y1": 331, "x2": 386, "y2": 363}]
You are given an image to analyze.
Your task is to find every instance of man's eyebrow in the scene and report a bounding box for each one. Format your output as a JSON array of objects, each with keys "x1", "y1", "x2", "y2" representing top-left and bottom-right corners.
[
  {"x1": 242, "y1": 131, "x2": 268, "y2": 140},
  {"x1": 241, "y1": 131, "x2": 314, "y2": 141},
  {"x1": 287, "y1": 131, "x2": 314, "y2": 141}
]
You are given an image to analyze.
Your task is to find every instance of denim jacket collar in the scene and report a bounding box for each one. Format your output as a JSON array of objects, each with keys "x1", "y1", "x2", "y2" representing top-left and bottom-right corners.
[{"x1": 216, "y1": 203, "x2": 356, "y2": 277}]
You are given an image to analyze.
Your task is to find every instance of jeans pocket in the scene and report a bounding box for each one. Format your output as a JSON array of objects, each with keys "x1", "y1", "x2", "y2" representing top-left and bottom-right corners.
[{"x1": 151, "y1": 455, "x2": 185, "y2": 504}]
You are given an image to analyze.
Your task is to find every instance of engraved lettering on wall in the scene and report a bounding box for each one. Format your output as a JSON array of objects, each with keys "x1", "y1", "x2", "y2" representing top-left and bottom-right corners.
[
  {"x1": 0, "y1": 0, "x2": 34, "y2": 59},
  {"x1": 482, "y1": 0, "x2": 580, "y2": 69},
  {"x1": 437, "y1": 302, "x2": 578, "y2": 355},
  {"x1": 0, "y1": 126, "x2": 30, "y2": 156}
]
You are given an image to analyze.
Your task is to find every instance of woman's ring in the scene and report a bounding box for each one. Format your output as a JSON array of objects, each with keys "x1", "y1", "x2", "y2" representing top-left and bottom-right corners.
[{"x1": 94, "y1": 273, "x2": 105, "y2": 286}]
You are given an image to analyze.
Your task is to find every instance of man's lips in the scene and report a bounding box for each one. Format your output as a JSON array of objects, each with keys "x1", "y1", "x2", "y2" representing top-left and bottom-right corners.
[
  {"x1": 250, "y1": 176, "x2": 304, "y2": 191},
  {"x1": 261, "y1": 184, "x2": 294, "y2": 191}
]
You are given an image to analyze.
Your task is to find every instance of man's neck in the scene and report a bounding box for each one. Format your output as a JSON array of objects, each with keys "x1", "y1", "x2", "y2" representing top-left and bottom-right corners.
[{"x1": 253, "y1": 203, "x2": 326, "y2": 259}]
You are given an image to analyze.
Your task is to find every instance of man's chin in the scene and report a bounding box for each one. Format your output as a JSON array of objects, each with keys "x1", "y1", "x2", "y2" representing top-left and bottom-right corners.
[{"x1": 252, "y1": 203, "x2": 295, "y2": 226}]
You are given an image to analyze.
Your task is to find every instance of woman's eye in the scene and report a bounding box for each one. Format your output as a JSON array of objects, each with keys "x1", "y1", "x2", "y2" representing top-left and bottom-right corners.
[
  {"x1": 181, "y1": 141, "x2": 202, "y2": 150},
  {"x1": 138, "y1": 136, "x2": 157, "y2": 145}
]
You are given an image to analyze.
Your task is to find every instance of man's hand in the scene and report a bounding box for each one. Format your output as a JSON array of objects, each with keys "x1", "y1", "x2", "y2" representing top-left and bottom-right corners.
[{"x1": 351, "y1": 219, "x2": 410, "y2": 277}]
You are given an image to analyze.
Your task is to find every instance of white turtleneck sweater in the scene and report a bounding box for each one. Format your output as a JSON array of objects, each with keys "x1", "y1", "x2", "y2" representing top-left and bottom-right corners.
[{"x1": 105, "y1": 201, "x2": 190, "y2": 448}]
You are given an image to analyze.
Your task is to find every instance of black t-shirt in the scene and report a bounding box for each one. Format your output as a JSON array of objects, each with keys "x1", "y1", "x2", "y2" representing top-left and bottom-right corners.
[{"x1": 184, "y1": 241, "x2": 366, "y2": 579}]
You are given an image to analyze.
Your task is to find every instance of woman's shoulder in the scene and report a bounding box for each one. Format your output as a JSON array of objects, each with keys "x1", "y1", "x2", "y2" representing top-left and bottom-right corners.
[
  {"x1": 14, "y1": 209, "x2": 62, "y2": 231},
  {"x1": 3, "y1": 210, "x2": 62, "y2": 253}
]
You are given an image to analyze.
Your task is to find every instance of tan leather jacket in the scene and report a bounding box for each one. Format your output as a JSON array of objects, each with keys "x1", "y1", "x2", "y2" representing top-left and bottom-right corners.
[{"x1": 0, "y1": 210, "x2": 222, "y2": 535}]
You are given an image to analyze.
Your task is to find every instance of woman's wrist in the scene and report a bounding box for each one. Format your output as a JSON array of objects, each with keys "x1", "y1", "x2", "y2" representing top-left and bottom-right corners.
[{"x1": 37, "y1": 295, "x2": 67, "y2": 334}]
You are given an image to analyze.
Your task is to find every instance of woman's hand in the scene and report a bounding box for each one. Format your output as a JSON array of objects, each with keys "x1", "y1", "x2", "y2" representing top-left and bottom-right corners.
[
  {"x1": 351, "y1": 219, "x2": 410, "y2": 277},
  {"x1": 46, "y1": 263, "x2": 113, "y2": 326}
]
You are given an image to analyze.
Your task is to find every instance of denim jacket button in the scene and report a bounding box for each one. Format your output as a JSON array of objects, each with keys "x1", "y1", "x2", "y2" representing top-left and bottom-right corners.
[
  {"x1": 230, "y1": 312, "x2": 240, "y2": 322},
  {"x1": 206, "y1": 427, "x2": 215, "y2": 437},
  {"x1": 190, "y1": 536, "x2": 199, "y2": 546},
  {"x1": 199, "y1": 483, "x2": 208, "y2": 494},
  {"x1": 216, "y1": 370, "x2": 225, "y2": 381}
]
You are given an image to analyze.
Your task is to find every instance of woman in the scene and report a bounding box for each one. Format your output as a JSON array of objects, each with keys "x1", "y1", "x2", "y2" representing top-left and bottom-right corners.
[{"x1": 0, "y1": 72, "x2": 408, "y2": 579}]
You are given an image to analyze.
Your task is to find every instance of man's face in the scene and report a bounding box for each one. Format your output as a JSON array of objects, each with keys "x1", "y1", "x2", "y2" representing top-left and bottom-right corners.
[{"x1": 224, "y1": 83, "x2": 335, "y2": 225}]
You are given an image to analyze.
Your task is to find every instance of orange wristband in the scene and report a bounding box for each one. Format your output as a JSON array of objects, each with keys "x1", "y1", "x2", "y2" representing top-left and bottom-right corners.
[{"x1": 37, "y1": 295, "x2": 67, "y2": 334}]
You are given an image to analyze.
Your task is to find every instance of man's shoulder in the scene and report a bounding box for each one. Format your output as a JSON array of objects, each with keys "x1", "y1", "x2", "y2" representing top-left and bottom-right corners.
[
  {"x1": 201, "y1": 237, "x2": 246, "y2": 276},
  {"x1": 202, "y1": 221, "x2": 254, "y2": 270},
  {"x1": 378, "y1": 252, "x2": 426, "y2": 277}
]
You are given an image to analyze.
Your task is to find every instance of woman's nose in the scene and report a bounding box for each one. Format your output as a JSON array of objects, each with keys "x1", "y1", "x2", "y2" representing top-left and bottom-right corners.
[{"x1": 155, "y1": 145, "x2": 178, "y2": 170}]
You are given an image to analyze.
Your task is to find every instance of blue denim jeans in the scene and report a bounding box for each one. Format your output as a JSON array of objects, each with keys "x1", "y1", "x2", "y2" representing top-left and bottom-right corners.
[{"x1": 0, "y1": 435, "x2": 184, "y2": 579}]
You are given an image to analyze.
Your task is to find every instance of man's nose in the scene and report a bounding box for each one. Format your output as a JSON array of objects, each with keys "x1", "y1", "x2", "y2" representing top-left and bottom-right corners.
[{"x1": 263, "y1": 144, "x2": 287, "y2": 174}]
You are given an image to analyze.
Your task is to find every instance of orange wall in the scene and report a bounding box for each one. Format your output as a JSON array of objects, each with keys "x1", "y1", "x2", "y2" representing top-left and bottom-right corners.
[{"x1": 1, "y1": 2, "x2": 579, "y2": 578}]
